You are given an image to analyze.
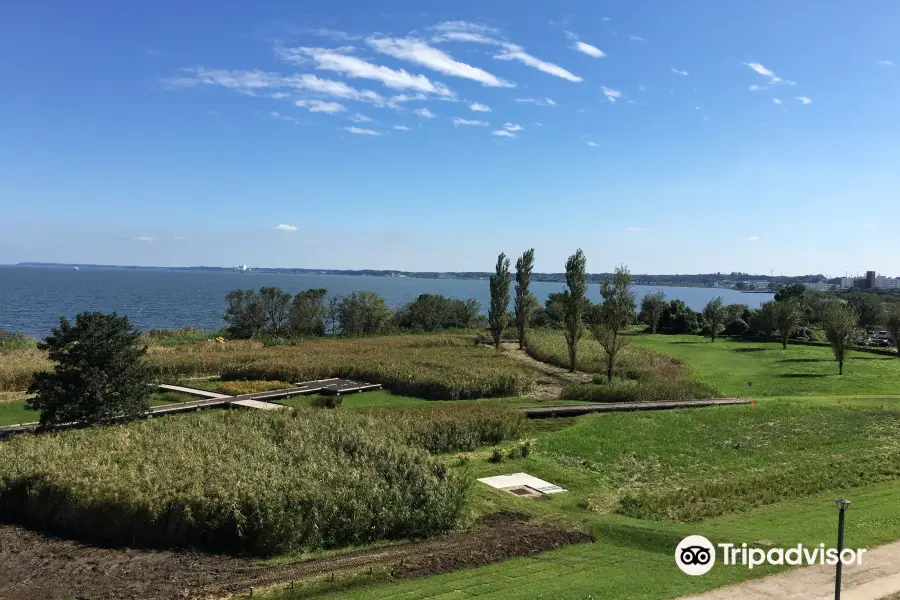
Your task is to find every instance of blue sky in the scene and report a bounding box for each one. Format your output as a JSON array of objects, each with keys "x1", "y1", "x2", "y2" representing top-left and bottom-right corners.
[{"x1": 2, "y1": 1, "x2": 899, "y2": 276}]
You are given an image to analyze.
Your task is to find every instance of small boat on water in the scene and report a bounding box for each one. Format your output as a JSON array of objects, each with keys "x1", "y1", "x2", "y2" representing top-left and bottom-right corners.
[{"x1": 73, "y1": 266, "x2": 79, "y2": 270}]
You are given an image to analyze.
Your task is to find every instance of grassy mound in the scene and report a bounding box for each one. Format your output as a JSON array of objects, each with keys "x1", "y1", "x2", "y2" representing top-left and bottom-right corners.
[
  {"x1": 538, "y1": 400, "x2": 900, "y2": 522},
  {"x1": 561, "y1": 378, "x2": 719, "y2": 403},
  {"x1": 216, "y1": 380, "x2": 293, "y2": 395},
  {"x1": 525, "y1": 330, "x2": 686, "y2": 380},
  {"x1": 0, "y1": 406, "x2": 525, "y2": 556}
]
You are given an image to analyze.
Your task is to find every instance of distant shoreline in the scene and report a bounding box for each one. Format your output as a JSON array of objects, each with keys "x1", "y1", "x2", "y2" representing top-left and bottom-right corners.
[{"x1": 5, "y1": 262, "x2": 817, "y2": 290}]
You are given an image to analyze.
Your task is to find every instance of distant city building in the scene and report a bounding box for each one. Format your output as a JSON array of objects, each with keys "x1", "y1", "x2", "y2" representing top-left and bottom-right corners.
[
  {"x1": 805, "y1": 282, "x2": 832, "y2": 292},
  {"x1": 866, "y1": 271, "x2": 877, "y2": 289},
  {"x1": 840, "y1": 277, "x2": 855, "y2": 289},
  {"x1": 876, "y1": 276, "x2": 900, "y2": 290},
  {"x1": 839, "y1": 271, "x2": 899, "y2": 290}
]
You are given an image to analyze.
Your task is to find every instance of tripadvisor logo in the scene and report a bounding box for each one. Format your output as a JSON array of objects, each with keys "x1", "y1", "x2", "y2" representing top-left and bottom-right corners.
[{"x1": 675, "y1": 536, "x2": 867, "y2": 576}]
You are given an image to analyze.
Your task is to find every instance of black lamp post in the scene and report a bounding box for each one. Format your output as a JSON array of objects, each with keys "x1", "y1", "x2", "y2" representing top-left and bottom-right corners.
[{"x1": 834, "y1": 498, "x2": 851, "y2": 600}]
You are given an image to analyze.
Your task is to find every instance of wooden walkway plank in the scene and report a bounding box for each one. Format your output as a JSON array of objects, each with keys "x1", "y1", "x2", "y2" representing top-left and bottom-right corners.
[{"x1": 157, "y1": 384, "x2": 231, "y2": 400}]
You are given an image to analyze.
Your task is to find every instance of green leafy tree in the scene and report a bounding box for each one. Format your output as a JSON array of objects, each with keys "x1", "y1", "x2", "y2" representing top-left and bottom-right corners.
[
  {"x1": 27, "y1": 312, "x2": 153, "y2": 427},
  {"x1": 327, "y1": 296, "x2": 340, "y2": 336},
  {"x1": 395, "y1": 294, "x2": 479, "y2": 331},
  {"x1": 640, "y1": 291, "x2": 666, "y2": 334},
  {"x1": 885, "y1": 304, "x2": 900, "y2": 356},
  {"x1": 658, "y1": 300, "x2": 701, "y2": 334},
  {"x1": 723, "y1": 303, "x2": 749, "y2": 325},
  {"x1": 774, "y1": 283, "x2": 807, "y2": 303},
  {"x1": 258, "y1": 286, "x2": 292, "y2": 337},
  {"x1": 775, "y1": 299, "x2": 800, "y2": 349},
  {"x1": 488, "y1": 252, "x2": 511, "y2": 349},
  {"x1": 514, "y1": 249, "x2": 535, "y2": 349},
  {"x1": 337, "y1": 292, "x2": 392, "y2": 336},
  {"x1": 592, "y1": 265, "x2": 636, "y2": 382},
  {"x1": 846, "y1": 293, "x2": 884, "y2": 332},
  {"x1": 290, "y1": 288, "x2": 328, "y2": 337},
  {"x1": 224, "y1": 289, "x2": 264, "y2": 339},
  {"x1": 823, "y1": 302, "x2": 860, "y2": 375},
  {"x1": 563, "y1": 249, "x2": 588, "y2": 372},
  {"x1": 754, "y1": 301, "x2": 778, "y2": 339},
  {"x1": 702, "y1": 296, "x2": 726, "y2": 342}
]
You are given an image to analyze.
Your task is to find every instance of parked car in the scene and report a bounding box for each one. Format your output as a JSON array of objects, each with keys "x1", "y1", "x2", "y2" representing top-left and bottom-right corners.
[{"x1": 869, "y1": 338, "x2": 893, "y2": 347}]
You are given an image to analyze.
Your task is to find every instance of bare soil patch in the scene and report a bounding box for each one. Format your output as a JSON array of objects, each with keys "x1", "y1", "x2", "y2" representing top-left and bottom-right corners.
[
  {"x1": 0, "y1": 512, "x2": 591, "y2": 600},
  {"x1": 494, "y1": 342, "x2": 592, "y2": 399}
]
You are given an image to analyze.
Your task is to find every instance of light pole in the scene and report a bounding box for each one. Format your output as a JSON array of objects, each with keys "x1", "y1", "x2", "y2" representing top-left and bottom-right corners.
[{"x1": 834, "y1": 498, "x2": 851, "y2": 600}]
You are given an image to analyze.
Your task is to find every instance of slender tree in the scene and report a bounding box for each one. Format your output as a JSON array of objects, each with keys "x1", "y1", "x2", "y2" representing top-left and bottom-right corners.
[
  {"x1": 702, "y1": 296, "x2": 726, "y2": 342},
  {"x1": 775, "y1": 299, "x2": 800, "y2": 349},
  {"x1": 885, "y1": 304, "x2": 900, "y2": 357},
  {"x1": 563, "y1": 249, "x2": 588, "y2": 372},
  {"x1": 640, "y1": 291, "x2": 666, "y2": 334},
  {"x1": 488, "y1": 252, "x2": 511, "y2": 349},
  {"x1": 823, "y1": 302, "x2": 860, "y2": 375},
  {"x1": 593, "y1": 265, "x2": 636, "y2": 382},
  {"x1": 258, "y1": 286, "x2": 292, "y2": 337},
  {"x1": 327, "y1": 296, "x2": 340, "y2": 336},
  {"x1": 847, "y1": 293, "x2": 884, "y2": 332},
  {"x1": 514, "y1": 249, "x2": 535, "y2": 349}
]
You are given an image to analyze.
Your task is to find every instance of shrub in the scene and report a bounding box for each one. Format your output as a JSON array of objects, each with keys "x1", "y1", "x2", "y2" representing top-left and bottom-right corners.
[
  {"x1": 27, "y1": 312, "x2": 153, "y2": 427},
  {"x1": 0, "y1": 407, "x2": 519, "y2": 556},
  {"x1": 394, "y1": 294, "x2": 479, "y2": 332},
  {"x1": 519, "y1": 440, "x2": 533, "y2": 458},
  {"x1": 0, "y1": 330, "x2": 38, "y2": 352},
  {"x1": 310, "y1": 394, "x2": 342, "y2": 409},
  {"x1": 562, "y1": 379, "x2": 720, "y2": 403},
  {"x1": 790, "y1": 326, "x2": 818, "y2": 342},
  {"x1": 724, "y1": 319, "x2": 750, "y2": 337},
  {"x1": 489, "y1": 447, "x2": 504, "y2": 463}
]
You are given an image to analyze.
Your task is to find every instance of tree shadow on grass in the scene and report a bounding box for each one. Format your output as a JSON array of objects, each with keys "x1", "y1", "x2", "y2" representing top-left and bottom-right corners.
[
  {"x1": 777, "y1": 358, "x2": 830, "y2": 363},
  {"x1": 734, "y1": 348, "x2": 766, "y2": 353},
  {"x1": 592, "y1": 522, "x2": 687, "y2": 555},
  {"x1": 673, "y1": 341, "x2": 705, "y2": 344},
  {"x1": 777, "y1": 373, "x2": 830, "y2": 379}
]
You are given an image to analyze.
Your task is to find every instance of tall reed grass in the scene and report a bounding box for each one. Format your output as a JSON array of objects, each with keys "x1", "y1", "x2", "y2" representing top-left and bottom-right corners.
[{"x1": 0, "y1": 405, "x2": 526, "y2": 556}]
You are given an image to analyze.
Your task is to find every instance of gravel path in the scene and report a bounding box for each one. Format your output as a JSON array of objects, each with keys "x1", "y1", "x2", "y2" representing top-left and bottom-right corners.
[{"x1": 678, "y1": 541, "x2": 900, "y2": 600}]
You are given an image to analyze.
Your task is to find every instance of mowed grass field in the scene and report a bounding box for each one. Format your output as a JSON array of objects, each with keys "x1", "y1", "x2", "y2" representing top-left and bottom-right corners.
[
  {"x1": 629, "y1": 334, "x2": 900, "y2": 397},
  {"x1": 253, "y1": 397, "x2": 900, "y2": 600}
]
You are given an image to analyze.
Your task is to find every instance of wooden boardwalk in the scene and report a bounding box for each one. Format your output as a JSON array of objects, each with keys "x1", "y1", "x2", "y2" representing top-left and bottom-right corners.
[{"x1": 521, "y1": 398, "x2": 748, "y2": 418}]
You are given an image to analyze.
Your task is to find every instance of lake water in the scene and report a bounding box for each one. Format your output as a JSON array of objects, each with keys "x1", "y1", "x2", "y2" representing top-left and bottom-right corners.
[{"x1": 0, "y1": 266, "x2": 774, "y2": 338}]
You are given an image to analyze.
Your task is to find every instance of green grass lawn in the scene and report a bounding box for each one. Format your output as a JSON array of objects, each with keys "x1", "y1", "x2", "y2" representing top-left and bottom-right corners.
[
  {"x1": 0, "y1": 391, "x2": 197, "y2": 427},
  {"x1": 255, "y1": 397, "x2": 900, "y2": 600},
  {"x1": 629, "y1": 334, "x2": 900, "y2": 397}
]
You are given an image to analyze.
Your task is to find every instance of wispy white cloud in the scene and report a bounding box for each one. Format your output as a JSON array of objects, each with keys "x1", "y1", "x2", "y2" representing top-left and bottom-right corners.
[
  {"x1": 795, "y1": 96, "x2": 812, "y2": 105},
  {"x1": 344, "y1": 126, "x2": 380, "y2": 136},
  {"x1": 367, "y1": 37, "x2": 514, "y2": 87},
  {"x1": 671, "y1": 68, "x2": 688, "y2": 76},
  {"x1": 629, "y1": 35, "x2": 647, "y2": 42},
  {"x1": 432, "y1": 31, "x2": 499, "y2": 44},
  {"x1": 273, "y1": 224, "x2": 298, "y2": 232},
  {"x1": 289, "y1": 47, "x2": 456, "y2": 98},
  {"x1": 587, "y1": 141, "x2": 599, "y2": 147},
  {"x1": 414, "y1": 108, "x2": 436, "y2": 118},
  {"x1": 745, "y1": 236, "x2": 760, "y2": 241},
  {"x1": 624, "y1": 226, "x2": 647, "y2": 233},
  {"x1": 296, "y1": 99, "x2": 345, "y2": 114},
  {"x1": 495, "y1": 45, "x2": 582, "y2": 82},
  {"x1": 876, "y1": 60, "x2": 894, "y2": 66},
  {"x1": 452, "y1": 117, "x2": 489, "y2": 126},
  {"x1": 349, "y1": 113, "x2": 373, "y2": 123},
  {"x1": 748, "y1": 84, "x2": 766, "y2": 92},
  {"x1": 492, "y1": 129, "x2": 516, "y2": 137},
  {"x1": 772, "y1": 98, "x2": 782, "y2": 105},
  {"x1": 135, "y1": 236, "x2": 155, "y2": 242},
  {"x1": 286, "y1": 74, "x2": 388, "y2": 105},
  {"x1": 574, "y1": 41, "x2": 606, "y2": 58},
  {"x1": 469, "y1": 102, "x2": 491, "y2": 112},
  {"x1": 503, "y1": 122, "x2": 523, "y2": 132},
  {"x1": 514, "y1": 97, "x2": 557, "y2": 107},
  {"x1": 393, "y1": 125, "x2": 410, "y2": 130},
  {"x1": 602, "y1": 87, "x2": 622, "y2": 102},
  {"x1": 268, "y1": 110, "x2": 304, "y2": 125},
  {"x1": 431, "y1": 21, "x2": 499, "y2": 35},
  {"x1": 745, "y1": 62, "x2": 781, "y2": 83}
]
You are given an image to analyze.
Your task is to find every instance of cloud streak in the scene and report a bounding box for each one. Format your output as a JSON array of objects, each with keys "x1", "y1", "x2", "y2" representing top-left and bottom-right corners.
[
  {"x1": 452, "y1": 117, "x2": 488, "y2": 126},
  {"x1": 296, "y1": 99, "x2": 345, "y2": 113},
  {"x1": 602, "y1": 87, "x2": 622, "y2": 102},
  {"x1": 469, "y1": 102, "x2": 491, "y2": 112},
  {"x1": 273, "y1": 224, "x2": 298, "y2": 232},
  {"x1": 492, "y1": 130, "x2": 516, "y2": 137},
  {"x1": 414, "y1": 108, "x2": 436, "y2": 118},
  {"x1": 344, "y1": 126, "x2": 380, "y2": 136},
  {"x1": 514, "y1": 97, "x2": 556, "y2": 107},
  {"x1": 795, "y1": 96, "x2": 812, "y2": 105},
  {"x1": 291, "y1": 47, "x2": 456, "y2": 98},
  {"x1": 367, "y1": 37, "x2": 514, "y2": 87},
  {"x1": 671, "y1": 68, "x2": 688, "y2": 76},
  {"x1": 495, "y1": 45, "x2": 582, "y2": 82},
  {"x1": 574, "y1": 41, "x2": 606, "y2": 58}
]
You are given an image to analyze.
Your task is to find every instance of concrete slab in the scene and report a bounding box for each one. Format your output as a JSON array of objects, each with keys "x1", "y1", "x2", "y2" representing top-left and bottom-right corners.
[{"x1": 477, "y1": 473, "x2": 567, "y2": 495}]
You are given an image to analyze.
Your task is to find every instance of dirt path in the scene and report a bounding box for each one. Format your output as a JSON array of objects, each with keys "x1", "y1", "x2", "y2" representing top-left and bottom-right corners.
[
  {"x1": 677, "y1": 540, "x2": 900, "y2": 600},
  {"x1": 0, "y1": 513, "x2": 591, "y2": 600},
  {"x1": 492, "y1": 342, "x2": 592, "y2": 399}
]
